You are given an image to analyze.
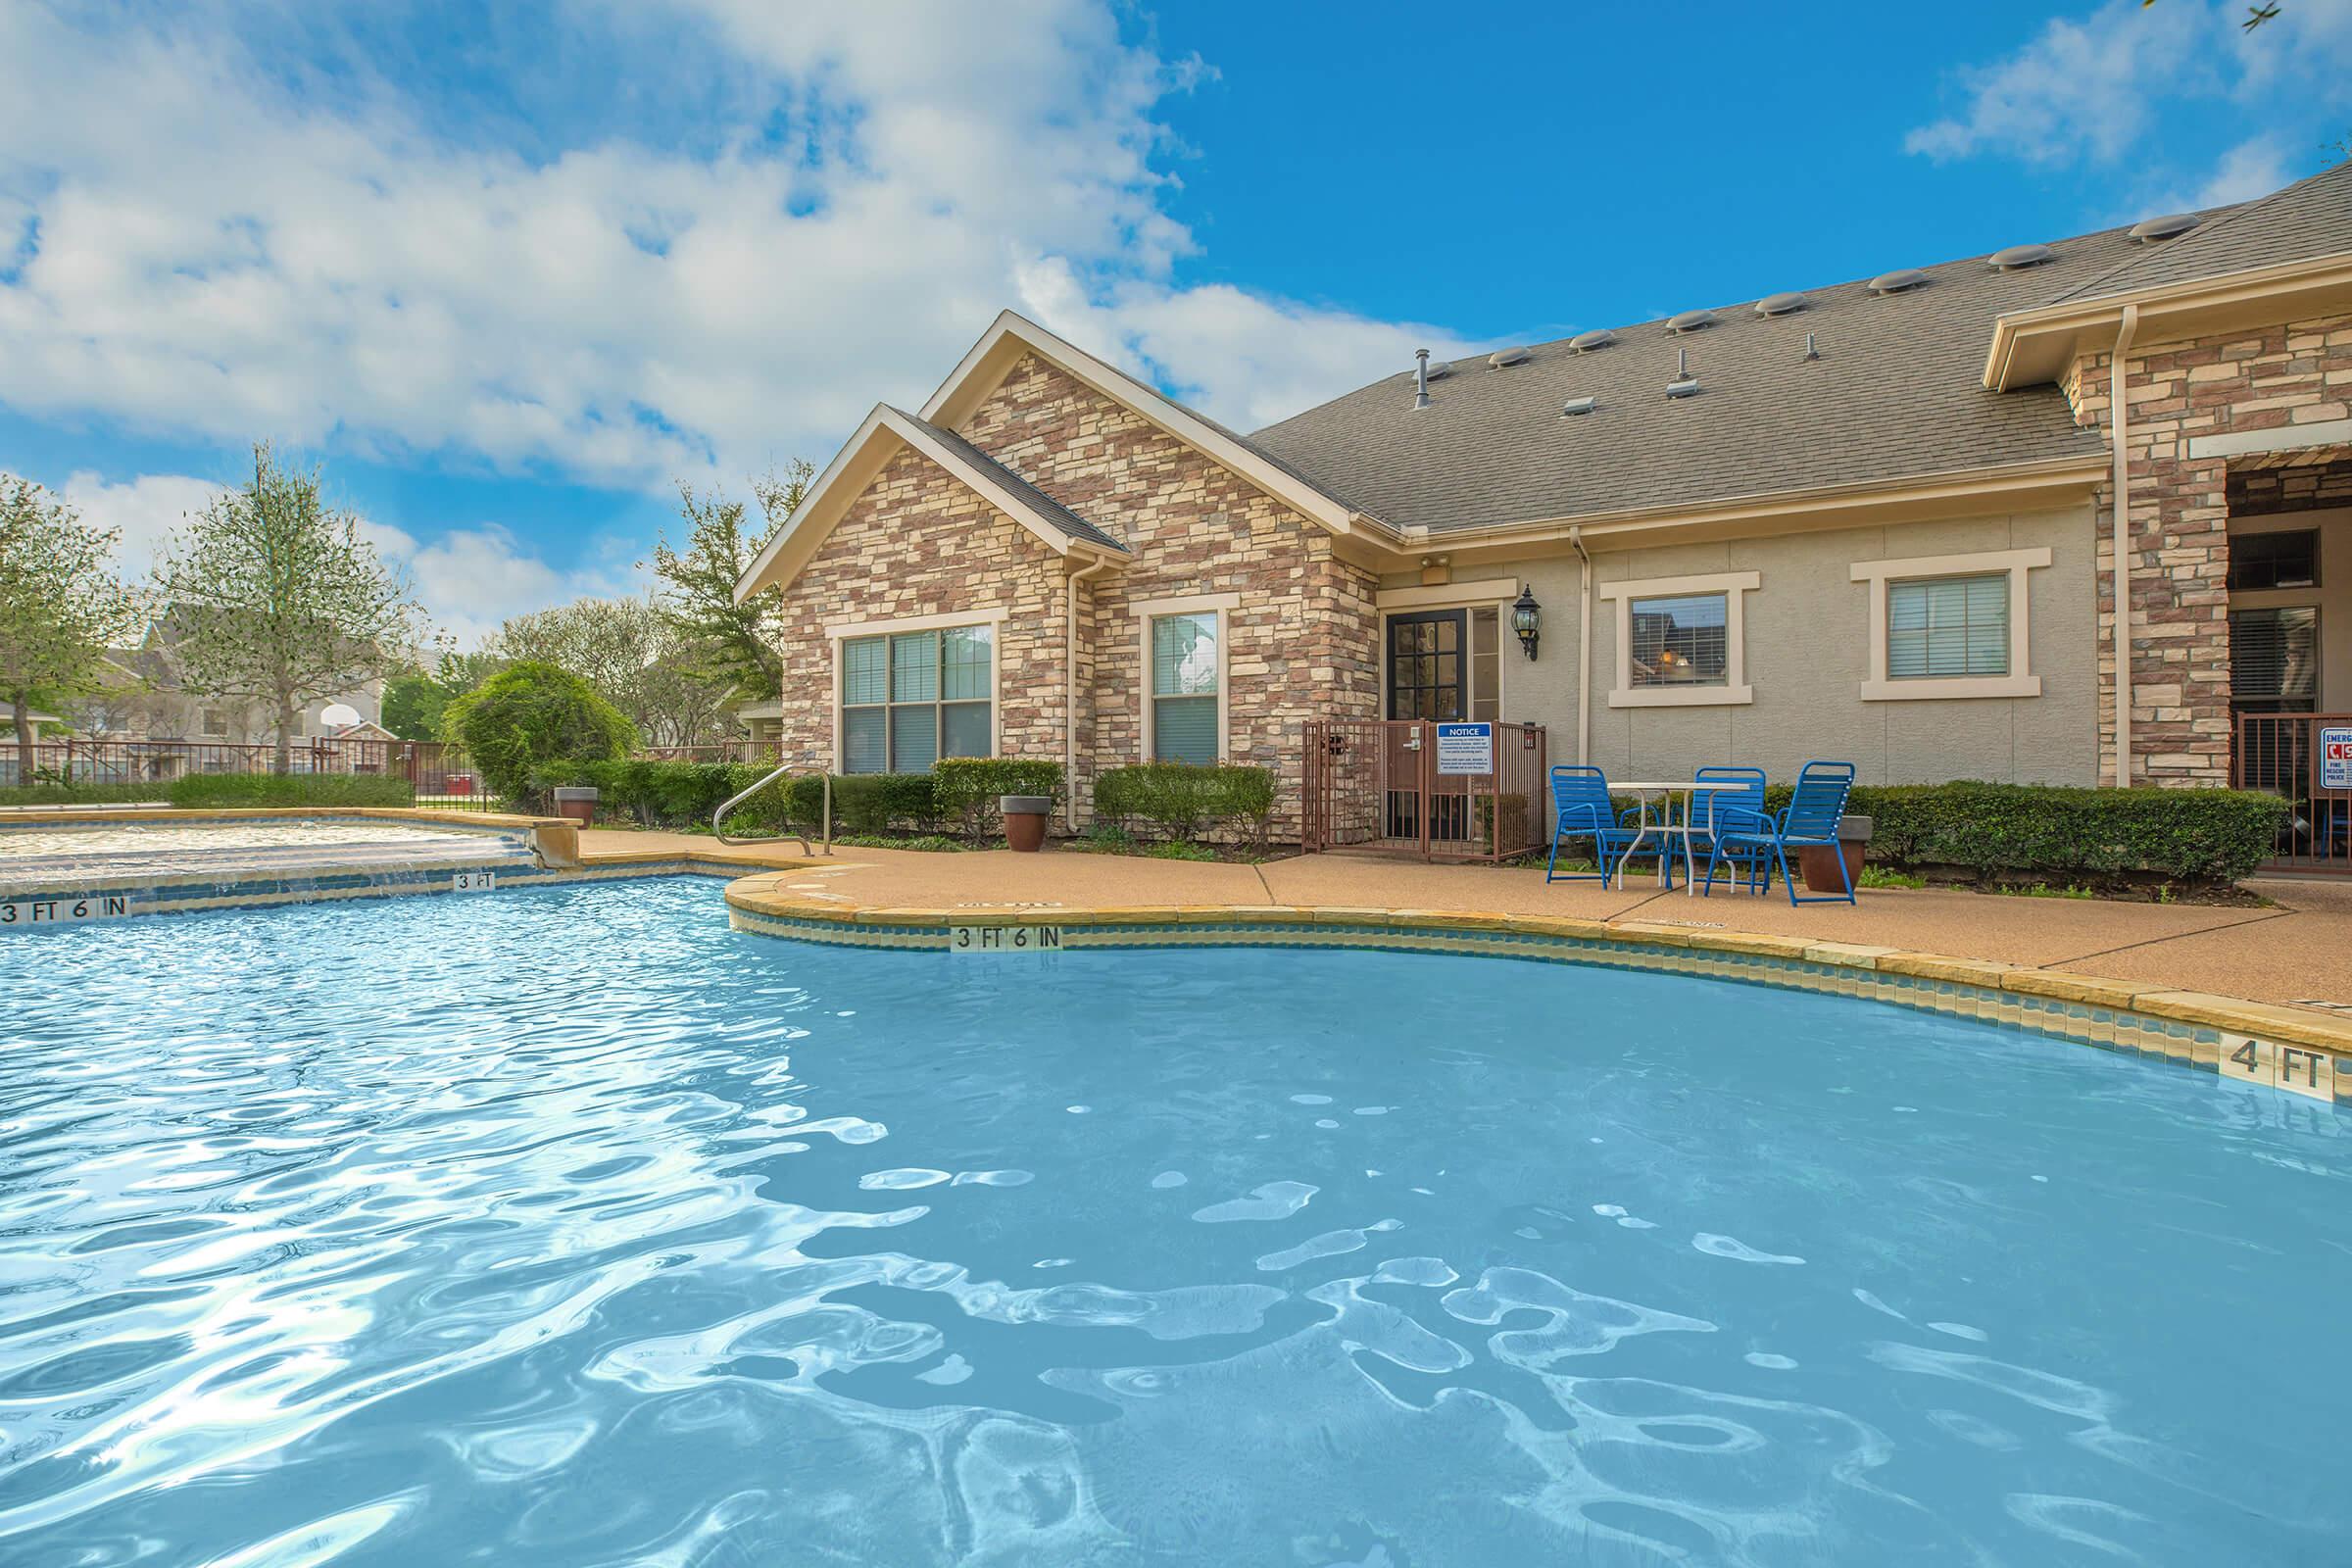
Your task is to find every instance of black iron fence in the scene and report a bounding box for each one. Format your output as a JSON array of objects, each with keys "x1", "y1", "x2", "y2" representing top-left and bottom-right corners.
[{"x1": 5, "y1": 738, "x2": 488, "y2": 807}]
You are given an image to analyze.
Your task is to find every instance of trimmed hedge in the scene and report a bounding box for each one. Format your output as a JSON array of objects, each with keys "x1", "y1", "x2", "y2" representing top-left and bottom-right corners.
[
  {"x1": 1762, "y1": 780, "x2": 2288, "y2": 888},
  {"x1": 932, "y1": 758, "x2": 1064, "y2": 842},
  {"x1": 444, "y1": 662, "x2": 637, "y2": 808},
  {"x1": 1095, "y1": 762, "x2": 1275, "y2": 847},
  {"x1": 526, "y1": 759, "x2": 942, "y2": 838},
  {"x1": 0, "y1": 779, "x2": 177, "y2": 807},
  {"x1": 169, "y1": 772, "x2": 416, "y2": 808}
]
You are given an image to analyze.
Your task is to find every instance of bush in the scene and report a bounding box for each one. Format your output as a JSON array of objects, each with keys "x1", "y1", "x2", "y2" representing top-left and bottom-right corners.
[
  {"x1": 1759, "y1": 780, "x2": 2289, "y2": 889},
  {"x1": 443, "y1": 662, "x2": 637, "y2": 808},
  {"x1": 0, "y1": 779, "x2": 177, "y2": 808},
  {"x1": 523, "y1": 758, "x2": 941, "y2": 839},
  {"x1": 932, "y1": 758, "x2": 1064, "y2": 842},
  {"x1": 1095, "y1": 762, "x2": 1276, "y2": 846},
  {"x1": 170, "y1": 772, "x2": 416, "y2": 808}
]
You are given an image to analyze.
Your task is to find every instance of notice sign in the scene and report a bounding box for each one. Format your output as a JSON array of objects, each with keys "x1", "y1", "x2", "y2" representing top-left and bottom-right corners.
[
  {"x1": 951, "y1": 924, "x2": 1063, "y2": 955},
  {"x1": 1435, "y1": 722, "x2": 1494, "y2": 776},
  {"x1": 2322, "y1": 727, "x2": 2352, "y2": 792},
  {"x1": 2, "y1": 894, "x2": 132, "y2": 927}
]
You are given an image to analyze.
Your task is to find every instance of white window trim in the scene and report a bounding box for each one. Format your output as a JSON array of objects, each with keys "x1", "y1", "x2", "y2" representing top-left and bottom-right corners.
[
  {"x1": 1596, "y1": 571, "x2": 1758, "y2": 708},
  {"x1": 830, "y1": 612, "x2": 1004, "y2": 771},
  {"x1": 1135, "y1": 592, "x2": 1238, "y2": 762},
  {"x1": 1849, "y1": 547, "x2": 2048, "y2": 702}
]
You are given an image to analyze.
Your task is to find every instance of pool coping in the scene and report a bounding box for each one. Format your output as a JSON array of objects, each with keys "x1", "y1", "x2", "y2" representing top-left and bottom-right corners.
[{"x1": 716, "y1": 869, "x2": 2352, "y2": 1105}]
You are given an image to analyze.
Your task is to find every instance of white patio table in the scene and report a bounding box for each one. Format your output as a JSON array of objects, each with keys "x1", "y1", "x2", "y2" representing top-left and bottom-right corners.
[{"x1": 1612, "y1": 780, "x2": 1746, "y2": 895}]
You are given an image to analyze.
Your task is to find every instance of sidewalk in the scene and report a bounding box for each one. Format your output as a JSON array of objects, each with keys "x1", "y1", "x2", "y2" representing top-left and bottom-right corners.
[{"x1": 577, "y1": 829, "x2": 2352, "y2": 1014}]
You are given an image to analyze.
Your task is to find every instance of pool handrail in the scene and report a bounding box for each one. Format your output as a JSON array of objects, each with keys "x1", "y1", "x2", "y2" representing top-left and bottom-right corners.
[{"x1": 712, "y1": 763, "x2": 832, "y2": 856}]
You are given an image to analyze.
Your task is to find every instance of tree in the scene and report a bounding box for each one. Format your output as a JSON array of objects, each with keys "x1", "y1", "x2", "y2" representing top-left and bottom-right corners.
[
  {"x1": 491, "y1": 595, "x2": 730, "y2": 748},
  {"x1": 651, "y1": 464, "x2": 810, "y2": 710},
  {"x1": 442, "y1": 660, "x2": 637, "y2": 806},
  {"x1": 380, "y1": 644, "x2": 508, "y2": 742},
  {"x1": 0, "y1": 476, "x2": 146, "y2": 780},
  {"x1": 155, "y1": 445, "x2": 423, "y2": 774}
]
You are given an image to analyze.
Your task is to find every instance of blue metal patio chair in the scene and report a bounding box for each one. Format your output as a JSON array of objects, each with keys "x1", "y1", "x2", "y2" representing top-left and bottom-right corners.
[
  {"x1": 1544, "y1": 764, "x2": 1642, "y2": 887},
  {"x1": 1690, "y1": 765, "x2": 1772, "y2": 896},
  {"x1": 1702, "y1": 760, "x2": 1858, "y2": 906}
]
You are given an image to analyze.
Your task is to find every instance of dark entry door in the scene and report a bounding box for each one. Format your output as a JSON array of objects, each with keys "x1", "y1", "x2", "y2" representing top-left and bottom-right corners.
[{"x1": 1388, "y1": 610, "x2": 1466, "y2": 720}]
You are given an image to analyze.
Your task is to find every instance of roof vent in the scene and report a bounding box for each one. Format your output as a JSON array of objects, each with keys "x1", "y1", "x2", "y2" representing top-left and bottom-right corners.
[
  {"x1": 1666, "y1": 348, "x2": 1699, "y2": 399},
  {"x1": 1569, "y1": 328, "x2": 1615, "y2": 353},
  {"x1": 1412, "y1": 348, "x2": 1432, "y2": 410},
  {"x1": 1667, "y1": 309, "x2": 1716, "y2": 334},
  {"x1": 1561, "y1": 395, "x2": 1597, "y2": 416},
  {"x1": 1868, "y1": 269, "x2": 1928, "y2": 294},
  {"x1": 1489, "y1": 346, "x2": 1532, "y2": 369},
  {"x1": 2129, "y1": 213, "x2": 2198, "y2": 243},
  {"x1": 1755, "y1": 292, "x2": 1808, "y2": 317},
  {"x1": 1988, "y1": 243, "x2": 2055, "y2": 270},
  {"x1": 1423, "y1": 359, "x2": 1452, "y2": 380}
]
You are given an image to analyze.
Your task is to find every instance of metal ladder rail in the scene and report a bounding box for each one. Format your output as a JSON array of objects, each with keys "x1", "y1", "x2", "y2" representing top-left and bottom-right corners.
[{"x1": 711, "y1": 763, "x2": 832, "y2": 856}]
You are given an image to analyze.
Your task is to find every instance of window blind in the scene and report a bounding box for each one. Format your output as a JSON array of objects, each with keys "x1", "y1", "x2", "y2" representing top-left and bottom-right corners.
[{"x1": 1887, "y1": 574, "x2": 2007, "y2": 678}]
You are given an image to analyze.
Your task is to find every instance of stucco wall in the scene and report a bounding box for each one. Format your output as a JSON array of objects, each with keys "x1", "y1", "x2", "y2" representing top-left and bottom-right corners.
[{"x1": 1461, "y1": 506, "x2": 2100, "y2": 787}]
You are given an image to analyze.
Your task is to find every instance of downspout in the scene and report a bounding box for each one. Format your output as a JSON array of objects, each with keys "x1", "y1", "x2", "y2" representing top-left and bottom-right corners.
[
  {"x1": 1570, "y1": 525, "x2": 1592, "y2": 766},
  {"x1": 2108, "y1": 304, "x2": 2139, "y2": 789},
  {"x1": 1066, "y1": 555, "x2": 1110, "y2": 833}
]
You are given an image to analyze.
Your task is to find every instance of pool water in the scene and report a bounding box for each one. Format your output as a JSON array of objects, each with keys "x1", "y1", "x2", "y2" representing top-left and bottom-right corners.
[{"x1": 2, "y1": 879, "x2": 2344, "y2": 1566}]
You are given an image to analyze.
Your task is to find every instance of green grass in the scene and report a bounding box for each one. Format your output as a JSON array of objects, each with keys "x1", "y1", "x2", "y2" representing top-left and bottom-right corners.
[
  {"x1": 2004, "y1": 881, "x2": 2097, "y2": 900},
  {"x1": 1141, "y1": 840, "x2": 1219, "y2": 861},
  {"x1": 832, "y1": 833, "x2": 965, "y2": 854},
  {"x1": 1857, "y1": 865, "x2": 1927, "y2": 890},
  {"x1": 0, "y1": 779, "x2": 176, "y2": 807}
]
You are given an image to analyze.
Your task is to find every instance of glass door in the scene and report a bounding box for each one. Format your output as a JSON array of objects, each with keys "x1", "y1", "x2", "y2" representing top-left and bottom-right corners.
[{"x1": 1387, "y1": 610, "x2": 1466, "y2": 720}]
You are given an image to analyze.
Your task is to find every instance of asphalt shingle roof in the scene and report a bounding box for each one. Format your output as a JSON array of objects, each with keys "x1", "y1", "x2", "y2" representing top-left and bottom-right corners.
[
  {"x1": 892, "y1": 408, "x2": 1127, "y2": 551},
  {"x1": 2052, "y1": 159, "x2": 2352, "y2": 304},
  {"x1": 1248, "y1": 166, "x2": 2352, "y2": 535}
]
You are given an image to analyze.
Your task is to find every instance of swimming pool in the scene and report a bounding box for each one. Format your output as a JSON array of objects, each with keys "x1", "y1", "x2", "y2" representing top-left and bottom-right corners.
[{"x1": 3, "y1": 877, "x2": 2343, "y2": 1564}]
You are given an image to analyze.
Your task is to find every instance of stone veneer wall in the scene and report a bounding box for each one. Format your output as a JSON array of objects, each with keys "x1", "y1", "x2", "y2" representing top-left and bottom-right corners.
[
  {"x1": 766, "y1": 444, "x2": 1066, "y2": 770},
  {"x1": 956, "y1": 353, "x2": 1380, "y2": 834},
  {"x1": 2065, "y1": 311, "x2": 2352, "y2": 784}
]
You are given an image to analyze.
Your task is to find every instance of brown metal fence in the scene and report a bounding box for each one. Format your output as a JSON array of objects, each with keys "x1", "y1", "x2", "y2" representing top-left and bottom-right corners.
[
  {"x1": 2234, "y1": 712, "x2": 2352, "y2": 874},
  {"x1": 1303, "y1": 717, "x2": 1548, "y2": 860},
  {"x1": 9, "y1": 738, "x2": 492, "y2": 807}
]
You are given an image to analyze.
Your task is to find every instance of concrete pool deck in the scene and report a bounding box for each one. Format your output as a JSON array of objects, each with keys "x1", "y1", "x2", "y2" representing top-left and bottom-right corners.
[{"x1": 575, "y1": 829, "x2": 2352, "y2": 1017}]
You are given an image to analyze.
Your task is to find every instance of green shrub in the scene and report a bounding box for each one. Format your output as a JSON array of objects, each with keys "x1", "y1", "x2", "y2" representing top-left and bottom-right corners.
[
  {"x1": 932, "y1": 758, "x2": 1064, "y2": 842},
  {"x1": 1759, "y1": 780, "x2": 2288, "y2": 889},
  {"x1": 169, "y1": 772, "x2": 416, "y2": 808},
  {"x1": 0, "y1": 779, "x2": 177, "y2": 807},
  {"x1": 1094, "y1": 762, "x2": 1276, "y2": 845},
  {"x1": 443, "y1": 662, "x2": 636, "y2": 808},
  {"x1": 825, "y1": 773, "x2": 940, "y2": 836}
]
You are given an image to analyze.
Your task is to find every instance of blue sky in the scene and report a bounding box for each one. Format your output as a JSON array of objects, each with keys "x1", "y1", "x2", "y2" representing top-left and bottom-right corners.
[{"x1": 5, "y1": 0, "x2": 2349, "y2": 645}]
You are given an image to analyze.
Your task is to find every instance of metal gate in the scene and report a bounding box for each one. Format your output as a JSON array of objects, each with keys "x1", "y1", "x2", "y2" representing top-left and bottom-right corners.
[
  {"x1": 1302, "y1": 718, "x2": 1547, "y2": 860},
  {"x1": 2235, "y1": 711, "x2": 2352, "y2": 874}
]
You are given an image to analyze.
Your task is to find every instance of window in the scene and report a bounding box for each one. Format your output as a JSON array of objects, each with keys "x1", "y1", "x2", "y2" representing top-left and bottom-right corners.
[
  {"x1": 1470, "y1": 607, "x2": 1500, "y2": 723},
  {"x1": 1598, "y1": 571, "x2": 1757, "y2": 707},
  {"x1": 838, "y1": 623, "x2": 992, "y2": 773},
  {"x1": 1151, "y1": 612, "x2": 1220, "y2": 764},
  {"x1": 2230, "y1": 607, "x2": 2319, "y2": 714},
  {"x1": 2229, "y1": 529, "x2": 2319, "y2": 592},
  {"x1": 1851, "y1": 548, "x2": 2047, "y2": 702},
  {"x1": 1628, "y1": 593, "x2": 1729, "y2": 688},
  {"x1": 1887, "y1": 573, "x2": 2009, "y2": 679},
  {"x1": 198, "y1": 707, "x2": 229, "y2": 738}
]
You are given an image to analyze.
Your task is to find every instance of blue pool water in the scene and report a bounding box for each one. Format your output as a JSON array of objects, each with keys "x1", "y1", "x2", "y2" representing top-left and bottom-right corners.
[{"x1": 2, "y1": 878, "x2": 2345, "y2": 1566}]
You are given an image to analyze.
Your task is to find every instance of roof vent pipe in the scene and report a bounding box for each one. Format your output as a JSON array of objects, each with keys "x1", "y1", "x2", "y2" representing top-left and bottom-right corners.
[
  {"x1": 1666, "y1": 348, "x2": 1699, "y2": 398},
  {"x1": 1413, "y1": 348, "x2": 1431, "y2": 411},
  {"x1": 1803, "y1": 332, "x2": 1818, "y2": 362}
]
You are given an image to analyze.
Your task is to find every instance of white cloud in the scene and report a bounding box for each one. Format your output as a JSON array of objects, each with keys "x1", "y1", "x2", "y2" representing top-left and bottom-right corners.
[
  {"x1": 0, "y1": 2, "x2": 1442, "y2": 504},
  {"x1": 58, "y1": 468, "x2": 633, "y2": 650},
  {"x1": 1906, "y1": 0, "x2": 2352, "y2": 175}
]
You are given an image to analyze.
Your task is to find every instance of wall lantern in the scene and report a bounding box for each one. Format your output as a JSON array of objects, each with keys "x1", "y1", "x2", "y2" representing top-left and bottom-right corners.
[{"x1": 1511, "y1": 584, "x2": 1541, "y2": 661}]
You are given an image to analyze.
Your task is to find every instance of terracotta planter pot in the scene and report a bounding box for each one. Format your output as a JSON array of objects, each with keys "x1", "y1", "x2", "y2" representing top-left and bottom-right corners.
[
  {"x1": 551, "y1": 786, "x2": 599, "y2": 827},
  {"x1": 1798, "y1": 813, "x2": 1873, "y2": 894},
  {"x1": 1002, "y1": 795, "x2": 1052, "y2": 854}
]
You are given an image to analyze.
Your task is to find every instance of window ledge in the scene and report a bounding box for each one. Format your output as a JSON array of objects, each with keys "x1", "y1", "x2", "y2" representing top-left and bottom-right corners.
[
  {"x1": 1607, "y1": 684, "x2": 1754, "y2": 709},
  {"x1": 1860, "y1": 675, "x2": 2040, "y2": 702}
]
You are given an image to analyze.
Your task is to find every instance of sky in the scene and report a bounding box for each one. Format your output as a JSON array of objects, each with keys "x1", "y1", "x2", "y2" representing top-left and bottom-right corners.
[{"x1": 5, "y1": 0, "x2": 2350, "y2": 648}]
